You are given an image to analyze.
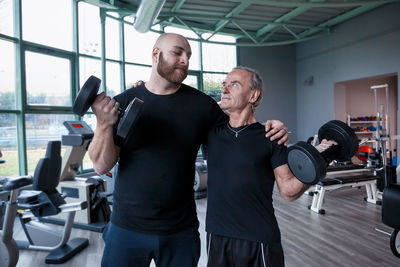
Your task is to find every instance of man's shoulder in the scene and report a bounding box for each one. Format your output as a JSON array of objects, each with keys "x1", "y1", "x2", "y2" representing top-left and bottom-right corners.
[
  {"x1": 114, "y1": 84, "x2": 144, "y2": 101},
  {"x1": 179, "y1": 84, "x2": 220, "y2": 110},
  {"x1": 180, "y1": 84, "x2": 212, "y2": 98}
]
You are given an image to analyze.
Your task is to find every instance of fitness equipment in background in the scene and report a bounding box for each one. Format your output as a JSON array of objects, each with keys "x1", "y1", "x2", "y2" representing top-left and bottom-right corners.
[
  {"x1": 287, "y1": 120, "x2": 359, "y2": 185},
  {"x1": 73, "y1": 75, "x2": 144, "y2": 140},
  {"x1": 194, "y1": 145, "x2": 208, "y2": 200},
  {"x1": 40, "y1": 121, "x2": 111, "y2": 233},
  {"x1": 0, "y1": 141, "x2": 88, "y2": 266}
]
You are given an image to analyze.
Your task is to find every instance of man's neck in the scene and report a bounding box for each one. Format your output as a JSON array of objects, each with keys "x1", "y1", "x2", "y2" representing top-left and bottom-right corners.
[
  {"x1": 146, "y1": 71, "x2": 181, "y2": 95},
  {"x1": 228, "y1": 107, "x2": 256, "y2": 127}
]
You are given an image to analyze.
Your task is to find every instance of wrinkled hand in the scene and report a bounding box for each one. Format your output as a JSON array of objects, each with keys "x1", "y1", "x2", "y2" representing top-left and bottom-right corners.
[
  {"x1": 92, "y1": 92, "x2": 119, "y2": 128},
  {"x1": 128, "y1": 80, "x2": 144, "y2": 89},
  {"x1": 315, "y1": 139, "x2": 338, "y2": 153},
  {"x1": 264, "y1": 120, "x2": 290, "y2": 146}
]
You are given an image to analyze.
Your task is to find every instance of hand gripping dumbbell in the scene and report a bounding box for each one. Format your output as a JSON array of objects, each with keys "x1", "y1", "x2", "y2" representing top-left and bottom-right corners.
[
  {"x1": 73, "y1": 75, "x2": 144, "y2": 139},
  {"x1": 287, "y1": 120, "x2": 359, "y2": 185}
]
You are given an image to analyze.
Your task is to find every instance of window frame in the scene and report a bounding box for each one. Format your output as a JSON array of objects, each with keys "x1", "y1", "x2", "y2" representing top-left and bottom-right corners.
[{"x1": 0, "y1": 0, "x2": 238, "y2": 176}]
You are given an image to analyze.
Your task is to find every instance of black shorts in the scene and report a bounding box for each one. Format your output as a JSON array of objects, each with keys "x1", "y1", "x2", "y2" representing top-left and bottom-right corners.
[{"x1": 207, "y1": 233, "x2": 284, "y2": 267}]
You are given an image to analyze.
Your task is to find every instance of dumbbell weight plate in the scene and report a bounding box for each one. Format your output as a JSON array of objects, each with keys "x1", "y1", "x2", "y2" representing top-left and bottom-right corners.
[
  {"x1": 287, "y1": 141, "x2": 326, "y2": 185},
  {"x1": 73, "y1": 75, "x2": 101, "y2": 116},
  {"x1": 117, "y1": 97, "x2": 144, "y2": 139},
  {"x1": 318, "y1": 120, "x2": 358, "y2": 162}
]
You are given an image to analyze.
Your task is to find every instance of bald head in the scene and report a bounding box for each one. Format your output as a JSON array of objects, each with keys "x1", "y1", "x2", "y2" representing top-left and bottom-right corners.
[{"x1": 154, "y1": 33, "x2": 191, "y2": 52}]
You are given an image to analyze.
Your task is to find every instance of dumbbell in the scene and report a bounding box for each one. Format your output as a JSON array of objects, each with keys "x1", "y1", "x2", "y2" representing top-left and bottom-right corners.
[
  {"x1": 73, "y1": 75, "x2": 144, "y2": 139},
  {"x1": 287, "y1": 120, "x2": 359, "y2": 185}
]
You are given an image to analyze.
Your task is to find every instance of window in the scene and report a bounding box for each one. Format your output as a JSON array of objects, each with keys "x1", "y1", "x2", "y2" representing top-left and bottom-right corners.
[
  {"x1": 25, "y1": 51, "x2": 71, "y2": 106},
  {"x1": 22, "y1": 0, "x2": 73, "y2": 51},
  {"x1": 106, "y1": 61, "x2": 121, "y2": 97},
  {"x1": 202, "y1": 34, "x2": 237, "y2": 72},
  {"x1": 183, "y1": 75, "x2": 198, "y2": 89},
  {"x1": 124, "y1": 26, "x2": 159, "y2": 65},
  {"x1": 0, "y1": 40, "x2": 16, "y2": 110},
  {"x1": 0, "y1": 0, "x2": 14, "y2": 37},
  {"x1": 4, "y1": 2, "x2": 237, "y2": 176},
  {"x1": 125, "y1": 64, "x2": 151, "y2": 88},
  {"x1": 79, "y1": 56, "x2": 102, "y2": 89},
  {"x1": 203, "y1": 73, "x2": 225, "y2": 102},
  {"x1": 106, "y1": 16, "x2": 120, "y2": 61},
  {"x1": 25, "y1": 114, "x2": 74, "y2": 174},
  {"x1": 79, "y1": 2, "x2": 101, "y2": 57},
  {"x1": 0, "y1": 114, "x2": 17, "y2": 177}
]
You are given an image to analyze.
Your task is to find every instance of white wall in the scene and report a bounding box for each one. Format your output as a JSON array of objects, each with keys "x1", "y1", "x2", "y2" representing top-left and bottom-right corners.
[
  {"x1": 238, "y1": 45, "x2": 297, "y2": 140},
  {"x1": 296, "y1": 3, "x2": 400, "y2": 141}
]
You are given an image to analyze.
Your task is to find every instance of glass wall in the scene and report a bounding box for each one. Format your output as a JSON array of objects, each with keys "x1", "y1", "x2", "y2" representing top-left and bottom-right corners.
[{"x1": 0, "y1": 0, "x2": 237, "y2": 177}]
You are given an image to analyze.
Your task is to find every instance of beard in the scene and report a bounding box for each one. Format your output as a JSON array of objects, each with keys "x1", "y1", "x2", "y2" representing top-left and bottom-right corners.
[{"x1": 157, "y1": 52, "x2": 188, "y2": 85}]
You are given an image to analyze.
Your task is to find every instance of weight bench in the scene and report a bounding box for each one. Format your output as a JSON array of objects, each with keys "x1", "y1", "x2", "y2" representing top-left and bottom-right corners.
[
  {"x1": 308, "y1": 173, "x2": 379, "y2": 214},
  {"x1": 326, "y1": 164, "x2": 366, "y2": 173}
]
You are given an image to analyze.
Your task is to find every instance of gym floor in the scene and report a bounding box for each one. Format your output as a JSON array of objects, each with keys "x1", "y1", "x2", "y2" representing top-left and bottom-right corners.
[{"x1": 15, "y1": 185, "x2": 399, "y2": 267}]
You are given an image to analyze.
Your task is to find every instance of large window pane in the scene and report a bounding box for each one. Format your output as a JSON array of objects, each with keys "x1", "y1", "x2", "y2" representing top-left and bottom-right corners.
[
  {"x1": 79, "y1": 56, "x2": 102, "y2": 89},
  {"x1": 106, "y1": 17, "x2": 120, "y2": 60},
  {"x1": 0, "y1": 114, "x2": 17, "y2": 177},
  {"x1": 125, "y1": 64, "x2": 151, "y2": 88},
  {"x1": 0, "y1": 0, "x2": 14, "y2": 37},
  {"x1": 0, "y1": 40, "x2": 16, "y2": 110},
  {"x1": 22, "y1": 0, "x2": 72, "y2": 51},
  {"x1": 79, "y1": 2, "x2": 101, "y2": 57},
  {"x1": 125, "y1": 27, "x2": 159, "y2": 65},
  {"x1": 25, "y1": 114, "x2": 74, "y2": 174},
  {"x1": 203, "y1": 73, "x2": 225, "y2": 102},
  {"x1": 183, "y1": 75, "x2": 198, "y2": 89},
  {"x1": 106, "y1": 61, "x2": 121, "y2": 98},
  {"x1": 202, "y1": 34, "x2": 236, "y2": 72},
  {"x1": 25, "y1": 51, "x2": 71, "y2": 106}
]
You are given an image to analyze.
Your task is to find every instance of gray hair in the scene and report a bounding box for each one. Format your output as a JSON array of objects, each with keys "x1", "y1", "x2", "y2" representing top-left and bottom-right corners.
[{"x1": 232, "y1": 66, "x2": 264, "y2": 109}]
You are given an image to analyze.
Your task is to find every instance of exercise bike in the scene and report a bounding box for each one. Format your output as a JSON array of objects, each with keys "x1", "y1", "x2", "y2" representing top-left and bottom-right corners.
[{"x1": 0, "y1": 141, "x2": 89, "y2": 266}]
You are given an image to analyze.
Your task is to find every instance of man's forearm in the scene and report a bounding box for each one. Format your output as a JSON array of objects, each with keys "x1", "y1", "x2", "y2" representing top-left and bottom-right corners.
[
  {"x1": 274, "y1": 164, "x2": 309, "y2": 202},
  {"x1": 88, "y1": 125, "x2": 119, "y2": 175},
  {"x1": 282, "y1": 178, "x2": 309, "y2": 201}
]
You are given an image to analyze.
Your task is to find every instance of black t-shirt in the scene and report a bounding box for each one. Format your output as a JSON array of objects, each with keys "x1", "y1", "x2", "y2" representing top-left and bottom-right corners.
[
  {"x1": 206, "y1": 122, "x2": 287, "y2": 244},
  {"x1": 111, "y1": 83, "x2": 227, "y2": 234}
]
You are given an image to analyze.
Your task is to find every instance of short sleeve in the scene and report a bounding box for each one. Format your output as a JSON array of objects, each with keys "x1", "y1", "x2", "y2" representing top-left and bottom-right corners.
[{"x1": 270, "y1": 141, "x2": 288, "y2": 169}]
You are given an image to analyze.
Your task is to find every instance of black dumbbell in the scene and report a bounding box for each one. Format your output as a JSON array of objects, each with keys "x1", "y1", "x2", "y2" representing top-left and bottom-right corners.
[
  {"x1": 287, "y1": 120, "x2": 359, "y2": 185},
  {"x1": 73, "y1": 75, "x2": 144, "y2": 139}
]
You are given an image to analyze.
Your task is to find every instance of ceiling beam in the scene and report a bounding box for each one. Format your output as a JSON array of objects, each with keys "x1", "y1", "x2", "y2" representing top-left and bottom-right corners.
[
  {"x1": 163, "y1": 19, "x2": 255, "y2": 37},
  {"x1": 224, "y1": 0, "x2": 399, "y2": 8},
  {"x1": 158, "y1": 13, "x2": 330, "y2": 32},
  {"x1": 298, "y1": 3, "x2": 384, "y2": 38},
  {"x1": 256, "y1": 6, "x2": 309, "y2": 38},
  {"x1": 231, "y1": 20, "x2": 258, "y2": 43},
  {"x1": 214, "y1": 2, "x2": 251, "y2": 33},
  {"x1": 171, "y1": 0, "x2": 186, "y2": 12}
]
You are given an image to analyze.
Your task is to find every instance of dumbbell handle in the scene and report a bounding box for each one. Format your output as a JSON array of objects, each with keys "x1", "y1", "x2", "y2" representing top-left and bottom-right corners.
[
  {"x1": 320, "y1": 144, "x2": 339, "y2": 164},
  {"x1": 116, "y1": 107, "x2": 125, "y2": 116}
]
